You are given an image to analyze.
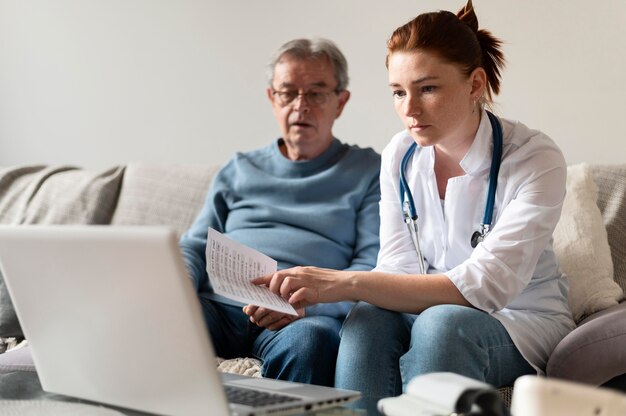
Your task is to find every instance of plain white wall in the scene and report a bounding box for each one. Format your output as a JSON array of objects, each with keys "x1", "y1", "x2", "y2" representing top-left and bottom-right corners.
[{"x1": 1, "y1": 0, "x2": 625, "y2": 168}]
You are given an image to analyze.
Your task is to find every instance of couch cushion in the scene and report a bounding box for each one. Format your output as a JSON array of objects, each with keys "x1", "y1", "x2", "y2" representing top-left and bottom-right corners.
[
  {"x1": 0, "y1": 165, "x2": 125, "y2": 338},
  {"x1": 553, "y1": 164, "x2": 623, "y2": 322},
  {"x1": 0, "y1": 346, "x2": 35, "y2": 373},
  {"x1": 591, "y1": 164, "x2": 626, "y2": 294},
  {"x1": 111, "y1": 162, "x2": 219, "y2": 238}
]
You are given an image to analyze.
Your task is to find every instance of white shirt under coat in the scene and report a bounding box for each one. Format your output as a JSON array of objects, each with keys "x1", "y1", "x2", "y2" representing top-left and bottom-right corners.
[{"x1": 375, "y1": 110, "x2": 576, "y2": 373}]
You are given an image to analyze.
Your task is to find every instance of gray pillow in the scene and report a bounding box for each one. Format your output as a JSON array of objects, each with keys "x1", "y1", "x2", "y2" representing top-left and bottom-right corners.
[{"x1": 0, "y1": 165, "x2": 124, "y2": 339}]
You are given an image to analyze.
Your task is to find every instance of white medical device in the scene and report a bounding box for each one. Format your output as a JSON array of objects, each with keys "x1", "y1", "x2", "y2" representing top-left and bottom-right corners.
[{"x1": 511, "y1": 375, "x2": 626, "y2": 416}]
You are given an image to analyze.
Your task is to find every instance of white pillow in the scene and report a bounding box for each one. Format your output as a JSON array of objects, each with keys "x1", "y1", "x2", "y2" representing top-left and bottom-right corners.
[{"x1": 553, "y1": 163, "x2": 624, "y2": 322}]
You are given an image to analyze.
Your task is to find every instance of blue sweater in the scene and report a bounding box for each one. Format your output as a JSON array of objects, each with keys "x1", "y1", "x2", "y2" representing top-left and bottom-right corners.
[{"x1": 179, "y1": 138, "x2": 381, "y2": 319}]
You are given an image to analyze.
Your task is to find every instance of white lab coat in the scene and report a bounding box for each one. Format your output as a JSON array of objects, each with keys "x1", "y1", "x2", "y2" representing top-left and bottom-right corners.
[{"x1": 375, "y1": 110, "x2": 576, "y2": 373}]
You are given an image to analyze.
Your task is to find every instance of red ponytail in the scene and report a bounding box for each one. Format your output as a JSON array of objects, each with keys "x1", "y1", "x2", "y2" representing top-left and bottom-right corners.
[{"x1": 387, "y1": 0, "x2": 505, "y2": 104}]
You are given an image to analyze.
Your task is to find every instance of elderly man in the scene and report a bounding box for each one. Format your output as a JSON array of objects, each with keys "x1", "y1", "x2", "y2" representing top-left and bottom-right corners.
[{"x1": 179, "y1": 38, "x2": 380, "y2": 387}]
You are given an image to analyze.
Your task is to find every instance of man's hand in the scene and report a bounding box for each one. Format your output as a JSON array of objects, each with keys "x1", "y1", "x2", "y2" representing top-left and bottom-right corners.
[{"x1": 242, "y1": 305, "x2": 304, "y2": 331}]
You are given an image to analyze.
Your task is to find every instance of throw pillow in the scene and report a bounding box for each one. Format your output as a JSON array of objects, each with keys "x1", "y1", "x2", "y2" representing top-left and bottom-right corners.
[
  {"x1": 0, "y1": 165, "x2": 125, "y2": 339},
  {"x1": 553, "y1": 163, "x2": 624, "y2": 322},
  {"x1": 591, "y1": 164, "x2": 626, "y2": 294}
]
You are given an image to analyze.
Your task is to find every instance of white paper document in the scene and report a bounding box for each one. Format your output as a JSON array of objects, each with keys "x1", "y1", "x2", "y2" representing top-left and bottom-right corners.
[{"x1": 205, "y1": 228, "x2": 298, "y2": 316}]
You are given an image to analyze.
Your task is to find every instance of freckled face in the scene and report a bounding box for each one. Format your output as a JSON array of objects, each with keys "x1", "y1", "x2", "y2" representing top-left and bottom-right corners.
[{"x1": 388, "y1": 50, "x2": 479, "y2": 149}]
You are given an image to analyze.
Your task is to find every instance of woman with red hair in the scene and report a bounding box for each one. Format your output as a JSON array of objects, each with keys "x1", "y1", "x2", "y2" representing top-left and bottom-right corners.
[{"x1": 255, "y1": 0, "x2": 574, "y2": 398}]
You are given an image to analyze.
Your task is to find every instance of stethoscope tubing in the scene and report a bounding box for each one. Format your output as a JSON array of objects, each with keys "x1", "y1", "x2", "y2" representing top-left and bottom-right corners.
[
  {"x1": 399, "y1": 111, "x2": 503, "y2": 271},
  {"x1": 482, "y1": 111, "x2": 503, "y2": 227}
]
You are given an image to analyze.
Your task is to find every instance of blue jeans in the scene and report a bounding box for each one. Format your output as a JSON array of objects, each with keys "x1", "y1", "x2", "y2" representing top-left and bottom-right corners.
[
  {"x1": 335, "y1": 302, "x2": 535, "y2": 398},
  {"x1": 199, "y1": 292, "x2": 341, "y2": 387}
]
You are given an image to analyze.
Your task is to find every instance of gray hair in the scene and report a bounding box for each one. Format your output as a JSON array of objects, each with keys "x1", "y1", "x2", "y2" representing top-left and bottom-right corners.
[{"x1": 266, "y1": 38, "x2": 349, "y2": 91}]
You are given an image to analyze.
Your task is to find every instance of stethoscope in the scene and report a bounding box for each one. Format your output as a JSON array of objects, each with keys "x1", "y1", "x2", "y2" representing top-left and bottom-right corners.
[{"x1": 399, "y1": 111, "x2": 503, "y2": 274}]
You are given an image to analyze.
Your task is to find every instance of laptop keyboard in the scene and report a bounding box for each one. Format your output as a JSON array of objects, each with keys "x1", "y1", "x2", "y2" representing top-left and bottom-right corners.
[{"x1": 224, "y1": 386, "x2": 302, "y2": 407}]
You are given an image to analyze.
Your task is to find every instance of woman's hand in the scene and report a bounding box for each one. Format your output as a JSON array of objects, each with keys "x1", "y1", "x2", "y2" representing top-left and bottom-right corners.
[
  {"x1": 254, "y1": 267, "x2": 471, "y2": 314},
  {"x1": 252, "y1": 266, "x2": 352, "y2": 309},
  {"x1": 242, "y1": 305, "x2": 303, "y2": 331}
]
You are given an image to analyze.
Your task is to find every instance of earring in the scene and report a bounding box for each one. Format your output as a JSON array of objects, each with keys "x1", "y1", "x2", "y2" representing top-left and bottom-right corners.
[{"x1": 472, "y1": 98, "x2": 477, "y2": 114}]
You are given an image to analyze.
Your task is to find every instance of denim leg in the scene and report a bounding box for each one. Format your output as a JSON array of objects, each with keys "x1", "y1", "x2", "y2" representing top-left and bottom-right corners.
[
  {"x1": 400, "y1": 304, "x2": 535, "y2": 390},
  {"x1": 252, "y1": 316, "x2": 342, "y2": 387},
  {"x1": 198, "y1": 291, "x2": 257, "y2": 359},
  {"x1": 335, "y1": 302, "x2": 416, "y2": 398}
]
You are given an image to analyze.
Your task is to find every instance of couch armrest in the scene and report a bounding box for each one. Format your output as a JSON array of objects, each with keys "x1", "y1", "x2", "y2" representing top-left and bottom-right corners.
[{"x1": 547, "y1": 301, "x2": 626, "y2": 385}]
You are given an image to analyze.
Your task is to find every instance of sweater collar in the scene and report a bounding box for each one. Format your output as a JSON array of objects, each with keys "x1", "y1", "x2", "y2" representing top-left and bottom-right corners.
[{"x1": 271, "y1": 138, "x2": 343, "y2": 177}]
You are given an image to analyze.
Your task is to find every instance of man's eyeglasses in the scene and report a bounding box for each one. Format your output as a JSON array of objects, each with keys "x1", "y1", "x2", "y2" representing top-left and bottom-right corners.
[{"x1": 272, "y1": 89, "x2": 339, "y2": 107}]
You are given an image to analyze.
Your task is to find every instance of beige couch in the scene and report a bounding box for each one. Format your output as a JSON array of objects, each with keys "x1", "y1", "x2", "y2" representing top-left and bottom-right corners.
[{"x1": 0, "y1": 162, "x2": 625, "y2": 400}]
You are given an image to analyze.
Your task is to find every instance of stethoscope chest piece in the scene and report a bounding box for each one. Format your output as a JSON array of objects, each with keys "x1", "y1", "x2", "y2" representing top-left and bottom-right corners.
[
  {"x1": 471, "y1": 223, "x2": 492, "y2": 248},
  {"x1": 470, "y1": 231, "x2": 483, "y2": 248}
]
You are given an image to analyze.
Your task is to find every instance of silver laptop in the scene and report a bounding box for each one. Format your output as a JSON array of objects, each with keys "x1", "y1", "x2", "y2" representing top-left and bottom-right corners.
[{"x1": 0, "y1": 225, "x2": 360, "y2": 416}]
